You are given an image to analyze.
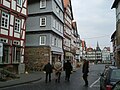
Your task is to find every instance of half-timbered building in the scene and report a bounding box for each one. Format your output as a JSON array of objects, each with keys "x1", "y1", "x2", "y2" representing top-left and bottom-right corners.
[
  {"x1": 63, "y1": 0, "x2": 74, "y2": 60},
  {"x1": 0, "y1": 0, "x2": 27, "y2": 73}
]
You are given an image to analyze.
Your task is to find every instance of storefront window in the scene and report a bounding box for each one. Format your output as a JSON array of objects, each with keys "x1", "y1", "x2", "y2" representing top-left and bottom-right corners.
[
  {"x1": 2, "y1": 46, "x2": 9, "y2": 63},
  {"x1": 13, "y1": 46, "x2": 20, "y2": 63}
]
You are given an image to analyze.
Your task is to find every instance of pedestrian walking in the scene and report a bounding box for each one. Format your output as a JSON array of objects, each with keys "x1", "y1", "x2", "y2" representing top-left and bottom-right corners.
[
  {"x1": 82, "y1": 59, "x2": 89, "y2": 86},
  {"x1": 43, "y1": 61, "x2": 53, "y2": 83},
  {"x1": 63, "y1": 60, "x2": 73, "y2": 82},
  {"x1": 54, "y1": 60, "x2": 62, "y2": 83}
]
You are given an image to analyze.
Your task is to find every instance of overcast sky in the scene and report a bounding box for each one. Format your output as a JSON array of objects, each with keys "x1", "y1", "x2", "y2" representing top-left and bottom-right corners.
[{"x1": 71, "y1": 0, "x2": 116, "y2": 50}]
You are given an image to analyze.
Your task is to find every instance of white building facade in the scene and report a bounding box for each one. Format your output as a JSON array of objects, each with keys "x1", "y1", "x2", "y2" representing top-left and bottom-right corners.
[{"x1": 102, "y1": 47, "x2": 111, "y2": 61}]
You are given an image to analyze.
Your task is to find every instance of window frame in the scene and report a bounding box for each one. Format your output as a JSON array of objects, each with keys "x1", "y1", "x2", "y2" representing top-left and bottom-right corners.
[
  {"x1": 2, "y1": 45, "x2": 9, "y2": 64},
  {"x1": 54, "y1": 38, "x2": 57, "y2": 46},
  {"x1": 14, "y1": 18, "x2": 21, "y2": 33},
  {"x1": 13, "y1": 46, "x2": 21, "y2": 63},
  {"x1": 40, "y1": 17, "x2": 46, "y2": 26},
  {"x1": 40, "y1": 0, "x2": 46, "y2": 8},
  {"x1": 1, "y1": 11, "x2": 9, "y2": 29},
  {"x1": 39, "y1": 35, "x2": 46, "y2": 45},
  {"x1": 17, "y1": 0, "x2": 22, "y2": 7}
]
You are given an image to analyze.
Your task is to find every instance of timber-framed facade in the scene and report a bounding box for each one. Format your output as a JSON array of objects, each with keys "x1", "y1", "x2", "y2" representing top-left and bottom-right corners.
[{"x1": 0, "y1": 0, "x2": 27, "y2": 73}]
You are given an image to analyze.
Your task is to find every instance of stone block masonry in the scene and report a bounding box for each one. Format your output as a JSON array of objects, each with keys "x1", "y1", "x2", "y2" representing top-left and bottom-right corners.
[{"x1": 25, "y1": 46, "x2": 51, "y2": 72}]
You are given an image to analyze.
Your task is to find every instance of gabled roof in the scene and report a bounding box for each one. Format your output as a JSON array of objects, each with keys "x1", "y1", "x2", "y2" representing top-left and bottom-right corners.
[
  {"x1": 111, "y1": 0, "x2": 120, "y2": 9},
  {"x1": 103, "y1": 47, "x2": 110, "y2": 51},
  {"x1": 86, "y1": 47, "x2": 94, "y2": 52}
]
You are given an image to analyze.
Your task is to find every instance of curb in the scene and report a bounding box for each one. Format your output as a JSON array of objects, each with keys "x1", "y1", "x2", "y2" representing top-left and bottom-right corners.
[{"x1": 0, "y1": 77, "x2": 42, "y2": 89}]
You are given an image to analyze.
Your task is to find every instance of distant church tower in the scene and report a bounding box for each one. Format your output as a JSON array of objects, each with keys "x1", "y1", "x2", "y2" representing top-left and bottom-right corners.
[
  {"x1": 96, "y1": 41, "x2": 101, "y2": 51},
  {"x1": 95, "y1": 42, "x2": 102, "y2": 61}
]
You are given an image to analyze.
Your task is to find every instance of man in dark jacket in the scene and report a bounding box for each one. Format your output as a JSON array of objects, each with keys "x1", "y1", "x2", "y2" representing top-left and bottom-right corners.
[
  {"x1": 43, "y1": 61, "x2": 53, "y2": 83},
  {"x1": 82, "y1": 59, "x2": 89, "y2": 86},
  {"x1": 63, "y1": 60, "x2": 73, "y2": 82}
]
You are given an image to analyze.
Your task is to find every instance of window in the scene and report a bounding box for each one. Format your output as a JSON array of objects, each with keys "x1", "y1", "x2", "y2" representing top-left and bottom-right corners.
[
  {"x1": 0, "y1": 38, "x2": 8, "y2": 43},
  {"x1": 56, "y1": 21, "x2": 58, "y2": 30},
  {"x1": 111, "y1": 70, "x2": 120, "y2": 79},
  {"x1": 52, "y1": 36, "x2": 54, "y2": 46},
  {"x1": 1, "y1": 12, "x2": 9, "y2": 29},
  {"x1": 17, "y1": 0, "x2": 22, "y2": 7},
  {"x1": 58, "y1": 39, "x2": 62, "y2": 48},
  {"x1": 56, "y1": 6, "x2": 59, "y2": 13},
  {"x1": 39, "y1": 36, "x2": 46, "y2": 45},
  {"x1": 54, "y1": 38, "x2": 57, "y2": 46},
  {"x1": 14, "y1": 18, "x2": 21, "y2": 32},
  {"x1": 2, "y1": 46, "x2": 9, "y2": 63},
  {"x1": 40, "y1": 17, "x2": 46, "y2": 26},
  {"x1": 53, "y1": 20, "x2": 55, "y2": 28},
  {"x1": 13, "y1": 47, "x2": 20, "y2": 63},
  {"x1": 40, "y1": 0, "x2": 46, "y2": 8}
]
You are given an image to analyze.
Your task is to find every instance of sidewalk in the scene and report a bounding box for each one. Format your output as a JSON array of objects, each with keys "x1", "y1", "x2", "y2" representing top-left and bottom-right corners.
[
  {"x1": 0, "y1": 70, "x2": 66, "y2": 89},
  {"x1": 0, "y1": 67, "x2": 81, "y2": 89},
  {"x1": 0, "y1": 71, "x2": 44, "y2": 89}
]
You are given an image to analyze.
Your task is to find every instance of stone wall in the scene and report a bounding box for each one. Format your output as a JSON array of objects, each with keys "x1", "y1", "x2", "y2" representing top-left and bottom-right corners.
[{"x1": 25, "y1": 46, "x2": 51, "y2": 71}]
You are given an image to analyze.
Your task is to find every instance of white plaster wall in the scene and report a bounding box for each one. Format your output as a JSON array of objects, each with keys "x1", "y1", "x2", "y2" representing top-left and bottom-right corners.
[
  {"x1": 10, "y1": 26, "x2": 13, "y2": 36},
  {"x1": 3, "y1": 0, "x2": 10, "y2": 8},
  {"x1": 21, "y1": 19, "x2": 24, "y2": 28},
  {"x1": 1, "y1": 29, "x2": 8, "y2": 35},
  {"x1": 10, "y1": 15, "x2": 14, "y2": 25},
  {"x1": 21, "y1": 8, "x2": 27, "y2": 15},
  {"x1": 23, "y1": 0, "x2": 27, "y2": 8},
  {"x1": 11, "y1": 0, "x2": 16, "y2": 10},
  {"x1": 14, "y1": 32, "x2": 20, "y2": 38},
  {"x1": 17, "y1": 7, "x2": 21, "y2": 12},
  {"x1": 21, "y1": 40, "x2": 24, "y2": 46},
  {"x1": 22, "y1": 31, "x2": 25, "y2": 39}
]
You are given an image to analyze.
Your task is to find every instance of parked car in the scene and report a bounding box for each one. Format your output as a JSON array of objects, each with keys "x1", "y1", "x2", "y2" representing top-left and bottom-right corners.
[
  {"x1": 100, "y1": 66, "x2": 120, "y2": 90},
  {"x1": 112, "y1": 80, "x2": 120, "y2": 90}
]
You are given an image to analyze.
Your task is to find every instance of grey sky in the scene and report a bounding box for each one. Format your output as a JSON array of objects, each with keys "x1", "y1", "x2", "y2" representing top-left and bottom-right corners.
[{"x1": 71, "y1": 0, "x2": 116, "y2": 50}]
